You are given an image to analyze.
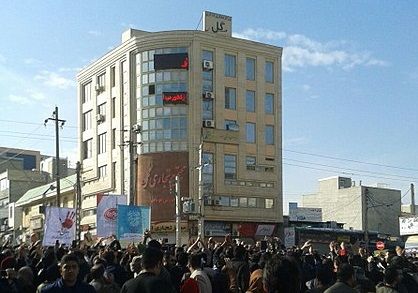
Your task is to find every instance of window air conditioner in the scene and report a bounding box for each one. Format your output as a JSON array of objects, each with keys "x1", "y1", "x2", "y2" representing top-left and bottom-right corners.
[
  {"x1": 202, "y1": 60, "x2": 214, "y2": 70},
  {"x1": 203, "y1": 91, "x2": 214, "y2": 99},
  {"x1": 132, "y1": 124, "x2": 142, "y2": 133},
  {"x1": 96, "y1": 114, "x2": 105, "y2": 123},
  {"x1": 203, "y1": 120, "x2": 215, "y2": 128}
]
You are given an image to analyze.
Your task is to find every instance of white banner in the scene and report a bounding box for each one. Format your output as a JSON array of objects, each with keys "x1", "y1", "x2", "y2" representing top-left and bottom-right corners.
[
  {"x1": 289, "y1": 207, "x2": 322, "y2": 222},
  {"x1": 43, "y1": 207, "x2": 76, "y2": 246},
  {"x1": 255, "y1": 224, "x2": 275, "y2": 236},
  {"x1": 399, "y1": 216, "x2": 418, "y2": 235},
  {"x1": 97, "y1": 194, "x2": 127, "y2": 237},
  {"x1": 284, "y1": 227, "x2": 296, "y2": 248}
]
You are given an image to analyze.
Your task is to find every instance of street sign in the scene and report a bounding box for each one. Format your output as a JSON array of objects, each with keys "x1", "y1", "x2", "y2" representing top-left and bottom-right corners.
[{"x1": 376, "y1": 241, "x2": 385, "y2": 250}]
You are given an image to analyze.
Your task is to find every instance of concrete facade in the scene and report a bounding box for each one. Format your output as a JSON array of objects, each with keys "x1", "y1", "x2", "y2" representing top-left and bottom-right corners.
[
  {"x1": 301, "y1": 176, "x2": 401, "y2": 236},
  {"x1": 77, "y1": 13, "x2": 283, "y2": 239}
]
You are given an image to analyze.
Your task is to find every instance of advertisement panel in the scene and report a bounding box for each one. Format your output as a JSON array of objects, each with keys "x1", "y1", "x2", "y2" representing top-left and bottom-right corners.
[
  {"x1": 289, "y1": 206, "x2": 322, "y2": 222},
  {"x1": 96, "y1": 194, "x2": 127, "y2": 237},
  {"x1": 284, "y1": 227, "x2": 296, "y2": 248},
  {"x1": 203, "y1": 11, "x2": 232, "y2": 36},
  {"x1": 399, "y1": 216, "x2": 418, "y2": 235},
  {"x1": 42, "y1": 207, "x2": 75, "y2": 246},
  {"x1": 116, "y1": 205, "x2": 150, "y2": 243},
  {"x1": 255, "y1": 224, "x2": 276, "y2": 236},
  {"x1": 205, "y1": 221, "x2": 231, "y2": 237},
  {"x1": 137, "y1": 152, "x2": 189, "y2": 222}
]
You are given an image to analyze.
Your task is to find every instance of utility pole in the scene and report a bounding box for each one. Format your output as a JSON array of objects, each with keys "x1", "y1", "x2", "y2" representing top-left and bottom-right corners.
[
  {"x1": 411, "y1": 183, "x2": 416, "y2": 215},
  {"x1": 75, "y1": 162, "x2": 82, "y2": 241},
  {"x1": 175, "y1": 176, "x2": 181, "y2": 247},
  {"x1": 198, "y1": 143, "x2": 204, "y2": 237},
  {"x1": 363, "y1": 188, "x2": 369, "y2": 250},
  {"x1": 44, "y1": 106, "x2": 65, "y2": 207},
  {"x1": 121, "y1": 126, "x2": 141, "y2": 205}
]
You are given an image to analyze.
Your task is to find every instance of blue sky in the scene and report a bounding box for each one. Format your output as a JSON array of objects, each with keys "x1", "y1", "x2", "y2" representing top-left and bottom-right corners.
[{"x1": 0, "y1": 1, "x2": 417, "y2": 211}]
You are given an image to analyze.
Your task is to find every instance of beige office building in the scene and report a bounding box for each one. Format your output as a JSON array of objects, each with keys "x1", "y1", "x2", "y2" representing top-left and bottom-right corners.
[{"x1": 77, "y1": 12, "x2": 283, "y2": 241}]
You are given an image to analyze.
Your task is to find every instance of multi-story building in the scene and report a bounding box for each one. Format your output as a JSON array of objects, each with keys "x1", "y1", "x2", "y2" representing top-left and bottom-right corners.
[
  {"x1": 301, "y1": 176, "x2": 401, "y2": 236},
  {"x1": 0, "y1": 147, "x2": 41, "y2": 172},
  {"x1": 77, "y1": 12, "x2": 283, "y2": 242}
]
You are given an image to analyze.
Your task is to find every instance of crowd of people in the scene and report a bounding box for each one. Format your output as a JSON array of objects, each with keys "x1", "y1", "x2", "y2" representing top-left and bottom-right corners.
[{"x1": 0, "y1": 231, "x2": 418, "y2": 293}]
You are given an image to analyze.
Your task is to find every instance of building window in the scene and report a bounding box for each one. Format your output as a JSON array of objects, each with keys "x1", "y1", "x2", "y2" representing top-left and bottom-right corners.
[
  {"x1": 219, "y1": 196, "x2": 230, "y2": 206},
  {"x1": 224, "y1": 54, "x2": 236, "y2": 77},
  {"x1": 246, "y1": 57, "x2": 255, "y2": 80},
  {"x1": 83, "y1": 139, "x2": 92, "y2": 159},
  {"x1": 246, "y1": 156, "x2": 256, "y2": 170},
  {"x1": 110, "y1": 66, "x2": 116, "y2": 87},
  {"x1": 246, "y1": 90, "x2": 255, "y2": 112},
  {"x1": 265, "y1": 198, "x2": 274, "y2": 208},
  {"x1": 265, "y1": 125, "x2": 274, "y2": 145},
  {"x1": 112, "y1": 128, "x2": 116, "y2": 150},
  {"x1": 202, "y1": 50, "x2": 213, "y2": 92},
  {"x1": 98, "y1": 103, "x2": 106, "y2": 124},
  {"x1": 82, "y1": 111, "x2": 92, "y2": 131},
  {"x1": 246, "y1": 122, "x2": 256, "y2": 143},
  {"x1": 224, "y1": 154, "x2": 237, "y2": 179},
  {"x1": 112, "y1": 97, "x2": 116, "y2": 118},
  {"x1": 265, "y1": 93, "x2": 274, "y2": 114},
  {"x1": 239, "y1": 197, "x2": 248, "y2": 207},
  {"x1": 9, "y1": 206, "x2": 13, "y2": 219},
  {"x1": 97, "y1": 73, "x2": 106, "y2": 90},
  {"x1": 265, "y1": 61, "x2": 274, "y2": 83},
  {"x1": 230, "y1": 197, "x2": 239, "y2": 207},
  {"x1": 225, "y1": 87, "x2": 236, "y2": 110},
  {"x1": 0, "y1": 179, "x2": 9, "y2": 191},
  {"x1": 248, "y1": 197, "x2": 257, "y2": 208},
  {"x1": 98, "y1": 133, "x2": 106, "y2": 154},
  {"x1": 99, "y1": 165, "x2": 107, "y2": 178},
  {"x1": 224, "y1": 120, "x2": 237, "y2": 131},
  {"x1": 82, "y1": 82, "x2": 92, "y2": 103}
]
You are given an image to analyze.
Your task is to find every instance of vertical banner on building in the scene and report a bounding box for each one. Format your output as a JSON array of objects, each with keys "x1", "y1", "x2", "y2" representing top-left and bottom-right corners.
[
  {"x1": 42, "y1": 207, "x2": 76, "y2": 246},
  {"x1": 284, "y1": 227, "x2": 296, "y2": 248},
  {"x1": 116, "y1": 205, "x2": 150, "y2": 243},
  {"x1": 96, "y1": 194, "x2": 127, "y2": 237}
]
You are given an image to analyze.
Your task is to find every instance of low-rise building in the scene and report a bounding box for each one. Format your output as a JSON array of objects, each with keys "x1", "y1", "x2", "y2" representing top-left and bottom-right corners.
[{"x1": 301, "y1": 176, "x2": 401, "y2": 236}]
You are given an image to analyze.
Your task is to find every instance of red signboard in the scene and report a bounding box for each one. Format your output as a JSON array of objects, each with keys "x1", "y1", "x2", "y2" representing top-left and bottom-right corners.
[
  {"x1": 376, "y1": 241, "x2": 385, "y2": 250},
  {"x1": 163, "y1": 92, "x2": 188, "y2": 105}
]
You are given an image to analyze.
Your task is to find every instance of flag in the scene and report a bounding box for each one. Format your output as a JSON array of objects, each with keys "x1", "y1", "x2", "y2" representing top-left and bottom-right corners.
[
  {"x1": 96, "y1": 194, "x2": 127, "y2": 237},
  {"x1": 42, "y1": 207, "x2": 76, "y2": 246}
]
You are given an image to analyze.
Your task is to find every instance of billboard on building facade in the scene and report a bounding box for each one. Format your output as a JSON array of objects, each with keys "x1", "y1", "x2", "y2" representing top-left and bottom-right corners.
[
  {"x1": 42, "y1": 207, "x2": 76, "y2": 246},
  {"x1": 96, "y1": 194, "x2": 127, "y2": 237},
  {"x1": 289, "y1": 203, "x2": 322, "y2": 222},
  {"x1": 399, "y1": 216, "x2": 418, "y2": 235},
  {"x1": 137, "y1": 152, "x2": 189, "y2": 222}
]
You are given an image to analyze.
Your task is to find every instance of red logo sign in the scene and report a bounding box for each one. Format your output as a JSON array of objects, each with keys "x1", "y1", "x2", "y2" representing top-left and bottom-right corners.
[
  {"x1": 376, "y1": 241, "x2": 385, "y2": 250},
  {"x1": 104, "y1": 208, "x2": 117, "y2": 221}
]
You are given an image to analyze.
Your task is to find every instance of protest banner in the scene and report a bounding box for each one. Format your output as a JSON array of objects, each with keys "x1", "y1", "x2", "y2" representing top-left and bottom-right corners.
[
  {"x1": 43, "y1": 207, "x2": 76, "y2": 246},
  {"x1": 97, "y1": 194, "x2": 127, "y2": 237},
  {"x1": 117, "y1": 205, "x2": 150, "y2": 243}
]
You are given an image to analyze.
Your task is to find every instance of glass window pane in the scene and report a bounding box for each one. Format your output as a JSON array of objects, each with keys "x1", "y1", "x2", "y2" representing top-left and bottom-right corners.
[
  {"x1": 265, "y1": 61, "x2": 274, "y2": 83},
  {"x1": 246, "y1": 58, "x2": 255, "y2": 80},
  {"x1": 265, "y1": 125, "x2": 274, "y2": 145},
  {"x1": 265, "y1": 93, "x2": 274, "y2": 114},
  {"x1": 225, "y1": 87, "x2": 236, "y2": 110},
  {"x1": 246, "y1": 90, "x2": 255, "y2": 112},
  {"x1": 246, "y1": 123, "x2": 256, "y2": 143},
  {"x1": 224, "y1": 54, "x2": 236, "y2": 77}
]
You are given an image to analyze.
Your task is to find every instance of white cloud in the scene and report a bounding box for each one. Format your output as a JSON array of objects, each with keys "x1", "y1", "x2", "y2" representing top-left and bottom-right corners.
[
  {"x1": 34, "y1": 70, "x2": 75, "y2": 89},
  {"x1": 23, "y1": 58, "x2": 42, "y2": 65},
  {"x1": 88, "y1": 30, "x2": 102, "y2": 37},
  {"x1": 8, "y1": 94, "x2": 32, "y2": 105},
  {"x1": 27, "y1": 89, "x2": 47, "y2": 101},
  {"x1": 234, "y1": 28, "x2": 388, "y2": 72}
]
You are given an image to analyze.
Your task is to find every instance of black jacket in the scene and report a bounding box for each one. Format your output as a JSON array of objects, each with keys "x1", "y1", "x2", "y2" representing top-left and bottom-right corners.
[{"x1": 120, "y1": 272, "x2": 175, "y2": 293}]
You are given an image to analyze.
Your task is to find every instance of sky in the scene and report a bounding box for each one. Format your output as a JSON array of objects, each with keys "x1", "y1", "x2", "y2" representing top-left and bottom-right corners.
[{"x1": 0, "y1": 1, "x2": 417, "y2": 213}]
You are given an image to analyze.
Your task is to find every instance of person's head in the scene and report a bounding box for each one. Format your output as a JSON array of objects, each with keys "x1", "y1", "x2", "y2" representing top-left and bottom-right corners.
[
  {"x1": 30, "y1": 233, "x2": 38, "y2": 244},
  {"x1": 316, "y1": 264, "x2": 333, "y2": 288},
  {"x1": 263, "y1": 255, "x2": 301, "y2": 293},
  {"x1": 177, "y1": 252, "x2": 189, "y2": 267},
  {"x1": 188, "y1": 253, "x2": 202, "y2": 272},
  {"x1": 395, "y1": 246, "x2": 404, "y2": 257},
  {"x1": 59, "y1": 254, "x2": 80, "y2": 286},
  {"x1": 130, "y1": 255, "x2": 142, "y2": 274},
  {"x1": 90, "y1": 264, "x2": 105, "y2": 280},
  {"x1": 141, "y1": 248, "x2": 163, "y2": 275},
  {"x1": 18, "y1": 266, "x2": 34, "y2": 284},
  {"x1": 384, "y1": 266, "x2": 400, "y2": 286},
  {"x1": 147, "y1": 239, "x2": 162, "y2": 251},
  {"x1": 233, "y1": 245, "x2": 246, "y2": 260},
  {"x1": 337, "y1": 263, "x2": 355, "y2": 287}
]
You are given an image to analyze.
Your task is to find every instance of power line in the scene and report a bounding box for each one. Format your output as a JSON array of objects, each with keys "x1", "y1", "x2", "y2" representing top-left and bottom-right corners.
[
  {"x1": 283, "y1": 158, "x2": 418, "y2": 181},
  {"x1": 0, "y1": 134, "x2": 77, "y2": 143},
  {"x1": 283, "y1": 148, "x2": 418, "y2": 172},
  {"x1": 0, "y1": 119, "x2": 78, "y2": 129},
  {"x1": 0, "y1": 130, "x2": 77, "y2": 140}
]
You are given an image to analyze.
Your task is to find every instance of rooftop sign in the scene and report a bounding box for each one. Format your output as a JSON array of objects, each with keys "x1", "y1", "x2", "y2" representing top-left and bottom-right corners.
[{"x1": 203, "y1": 11, "x2": 232, "y2": 37}]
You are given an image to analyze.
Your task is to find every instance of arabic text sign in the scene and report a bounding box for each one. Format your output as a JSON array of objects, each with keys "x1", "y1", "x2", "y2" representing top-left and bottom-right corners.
[
  {"x1": 42, "y1": 207, "x2": 76, "y2": 246},
  {"x1": 399, "y1": 216, "x2": 418, "y2": 235},
  {"x1": 284, "y1": 227, "x2": 296, "y2": 248},
  {"x1": 203, "y1": 11, "x2": 232, "y2": 36},
  {"x1": 289, "y1": 207, "x2": 322, "y2": 222},
  {"x1": 117, "y1": 205, "x2": 150, "y2": 242},
  {"x1": 255, "y1": 224, "x2": 275, "y2": 236}
]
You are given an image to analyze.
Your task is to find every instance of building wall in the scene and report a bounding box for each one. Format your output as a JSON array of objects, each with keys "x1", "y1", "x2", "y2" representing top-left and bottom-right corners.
[
  {"x1": 302, "y1": 177, "x2": 401, "y2": 236},
  {"x1": 77, "y1": 27, "x2": 282, "y2": 230}
]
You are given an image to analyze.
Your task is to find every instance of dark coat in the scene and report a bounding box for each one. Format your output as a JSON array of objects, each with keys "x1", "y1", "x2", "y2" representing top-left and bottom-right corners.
[{"x1": 40, "y1": 278, "x2": 96, "y2": 293}]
